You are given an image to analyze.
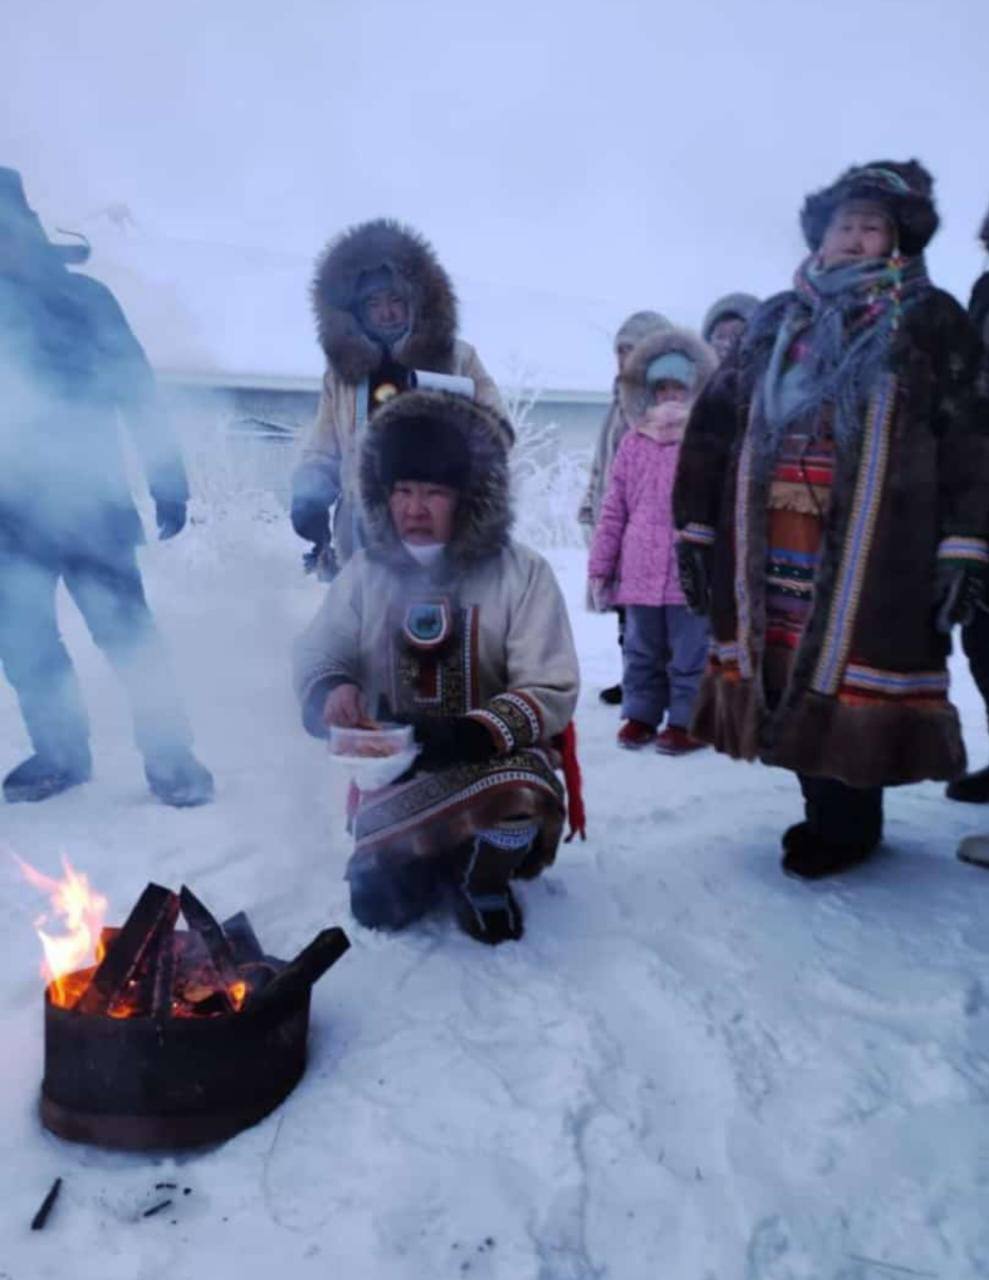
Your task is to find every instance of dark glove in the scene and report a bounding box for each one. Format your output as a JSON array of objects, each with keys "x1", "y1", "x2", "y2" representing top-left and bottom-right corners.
[
  {"x1": 935, "y1": 561, "x2": 986, "y2": 634},
  {"x1": 408, "y1": 715, "x2": 497, "y2": 772},
  {"x1": 291, "y1": 495, "x2": 330, "y2": 546},
  {"x1": 302, "y1": 540, "x2": 339, "y2": 581},
  {"x1": 155, "y1": 499, "x2": 187, "y2": 541},
  {"x1": 675, "y1": 540, "x2": 712, "y2": 617}
]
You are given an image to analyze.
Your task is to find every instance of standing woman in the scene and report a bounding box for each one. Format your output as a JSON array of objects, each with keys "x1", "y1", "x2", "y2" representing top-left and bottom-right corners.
[
  {"x1": 674, "y1": 160, "x2": 989, "y2": 879},
  {"x1": 290, "y1": 220, "x2": 505, "y2": 570}
]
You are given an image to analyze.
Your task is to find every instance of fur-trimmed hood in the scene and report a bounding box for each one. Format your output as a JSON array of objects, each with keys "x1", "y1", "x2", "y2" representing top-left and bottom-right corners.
[
  {"x1": 614, "y1": 309, "x2": 670, "y2": 350},
  {"x1": 618, "y1": 327, "x2": 718, "y2": 426},
  {"x1": 359, "y1": 390, "x2": 514, "y2": 572},
  {"x1": 311, "y1": 219, "x2": 458, "y2": 384},
  {"x1": 702, "y1": 292, "x2": 760, "y2": 342},
  {"x1": 800, "y1": 159, "x2": 939, "y2": 256}
]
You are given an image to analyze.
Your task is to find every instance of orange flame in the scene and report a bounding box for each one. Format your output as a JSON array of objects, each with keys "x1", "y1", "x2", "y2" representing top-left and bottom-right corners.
[
  {"x1": 228, "y1": 980, "x2": 247, "y2": 1012},
  {"x1": 16, "y1": 855, "x2": 109, "y2": 1007}
]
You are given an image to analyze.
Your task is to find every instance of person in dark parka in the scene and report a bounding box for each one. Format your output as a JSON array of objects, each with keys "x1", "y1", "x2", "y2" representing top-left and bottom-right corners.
[
  {"x1": 946, "y1": 204, "x2": 989, "y2": 803},
  {"x1": 0, "y1": 168, "x2": 213, "y2": 805},
  {"x1": 674, "y1": 160, "x2": 989, "y2": 879}
]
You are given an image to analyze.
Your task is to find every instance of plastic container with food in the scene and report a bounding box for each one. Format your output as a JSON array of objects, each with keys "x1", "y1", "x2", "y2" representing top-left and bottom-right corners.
[{"x1": 326, "y1": 723, "x2": 418, "y2": 788}]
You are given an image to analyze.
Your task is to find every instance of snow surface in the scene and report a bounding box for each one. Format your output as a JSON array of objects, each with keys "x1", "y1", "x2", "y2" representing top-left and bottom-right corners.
[{"x1": 3, "y1": 507, "x2": 989, "y2": 1279}]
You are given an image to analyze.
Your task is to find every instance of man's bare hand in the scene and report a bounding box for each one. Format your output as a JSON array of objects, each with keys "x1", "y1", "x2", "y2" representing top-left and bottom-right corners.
[{"x1": 322, "y1": 683, "x2": 376, "y2": 729}]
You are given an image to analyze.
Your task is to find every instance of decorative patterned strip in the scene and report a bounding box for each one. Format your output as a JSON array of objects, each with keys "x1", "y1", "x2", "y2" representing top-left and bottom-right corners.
[
  {"x1": 937, "y1": 537, "x2": 989, "y2": 565},
  {"x1": 733, "y1": 430, "x2": 755, "y2": 680},
  {"x1": 498, "y1": 691, "x2": 543, "y2": 743},
  {"x1": 476, "y1": 821, "x2": 540, "y2": 852},
  {"x1": 811, "y1": 374, "x2": 897, "y2": 696},
  {"x1": 843, "y1": 663, "x2": 949, "y2": 696},
  {"x1": 679, "y1": 522, "x2": 716, "y2": 546},
  {"x1": 355, "y1": 751, "x2": 561, "y2": 849}
]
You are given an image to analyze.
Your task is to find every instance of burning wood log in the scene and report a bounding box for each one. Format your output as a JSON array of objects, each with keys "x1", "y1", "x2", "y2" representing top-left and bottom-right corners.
[
  {"x1": 246, "y1": 928, "x2": 350, "y2": 1011},
  {"x1": 221, "y1": 911, "x2": 264, "y2": 964},
  {"x1": 179, "y1": 887, "x2": 240, "y2": 988},
  {"x1": 151, "y1": 934, "x2": 176, "y2": 1019},
  {"x1": 77, "y1": 885, "x2": 179, "y2": 1016}
]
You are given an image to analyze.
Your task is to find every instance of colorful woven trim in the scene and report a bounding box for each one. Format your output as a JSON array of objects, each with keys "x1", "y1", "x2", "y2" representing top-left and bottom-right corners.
[
  {"x1": 710, "y1": 640, "x2": 740, "y2": 665},
  {"x1": 679, "y1": 522, "x2": 716, "y2": 547},
  {"x1": 811, "y1": 374, "x2": 897, "y2": 696},
  {"x1": 937, "y1": 536, "x2": 989, "y2": 565},
  {"x1": 467, "y1": 690, "x2": 543, "y2": 753},
  {"x1": 842, "y1": 663, "x2": 949, "y2": 698},
  {"x1": 733, "y1": 430, "x2": 755, "y2": 680}
]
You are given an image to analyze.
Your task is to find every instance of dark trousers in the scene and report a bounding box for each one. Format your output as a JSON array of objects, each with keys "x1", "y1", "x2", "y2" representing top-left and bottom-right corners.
[
  {"x1": 962, "y1": 606, "x2": 989, "y2": 730},
  {"x1": 348, "y1": 819, "x2": 539, "y2": 930},
  {"x1": 798, "y1": 774, "x2": 884, "y2": 848},
  {"x1": 0, "y1": 542, "x2": 191, "y2": 767}
]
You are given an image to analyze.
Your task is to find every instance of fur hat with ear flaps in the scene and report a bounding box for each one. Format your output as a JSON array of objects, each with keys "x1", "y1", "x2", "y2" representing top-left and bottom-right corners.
[
  {"x1": 359, "y1": 390, "x2": 515, "y2": 571},
  {"x1": 618, "y1": 327, "x2": 718, "y2": 425},
  {"x1": 800, "y1": 159, "x2": 939, "y2": 256},
  {"x1": 311, "y1": 219, "x2": 458, "y2": 384}
]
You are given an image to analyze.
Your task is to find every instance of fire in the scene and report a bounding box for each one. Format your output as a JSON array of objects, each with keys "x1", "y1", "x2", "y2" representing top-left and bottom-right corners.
[
  {"x1": 229, "y1": 980, "x2": 248, "y2": 1012},
  {"x1": 16, "y1": 855, "x2": 108, "y2": 1008}
]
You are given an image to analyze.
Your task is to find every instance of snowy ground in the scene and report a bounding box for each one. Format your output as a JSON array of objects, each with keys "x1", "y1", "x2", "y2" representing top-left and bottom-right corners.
[{"x1": 2, "y1": 514, "x2": 989, "y2": 1280}]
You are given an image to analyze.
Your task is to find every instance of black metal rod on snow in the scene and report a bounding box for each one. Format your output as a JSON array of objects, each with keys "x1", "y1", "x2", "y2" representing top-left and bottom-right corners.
[{"x1": 30, "y1": 1177, "x2": 62, "y2": 1230}]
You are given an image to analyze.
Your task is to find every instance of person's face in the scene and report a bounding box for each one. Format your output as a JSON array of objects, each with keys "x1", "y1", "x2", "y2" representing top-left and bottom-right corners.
[
  {"x1": 709, "y1": 316, "x2": 746, "y2": 361},
  {"x1": 820, "y1": 202, "x2": 895, "y2": 267},
  {"x1": 388, "y1": 481, "x2": 459, "y2": 545},
  {"x1": 615, "y1": 341, "x2": 635, "y2": 374},
  {"x1": 651, "y1": 380, "x2": 689, "y2": 406},
  {"x1": 361, "y1": 289, "x2": 409, "y2": 334}
]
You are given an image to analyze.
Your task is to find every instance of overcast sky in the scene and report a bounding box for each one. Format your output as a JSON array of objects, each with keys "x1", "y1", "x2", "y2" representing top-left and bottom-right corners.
[{"x1": 3, "y1": 0, "x2": 987, "y2": 389}]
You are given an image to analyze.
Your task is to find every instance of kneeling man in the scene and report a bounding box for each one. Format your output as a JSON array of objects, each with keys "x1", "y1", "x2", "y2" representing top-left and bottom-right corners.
[{"x1": 294, "y1": 391, "x2": 581, "y2": 944}]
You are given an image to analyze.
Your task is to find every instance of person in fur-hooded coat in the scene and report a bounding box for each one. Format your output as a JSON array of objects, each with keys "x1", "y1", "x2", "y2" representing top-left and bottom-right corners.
[
  {"x1": 674, "y1": 159, "x2": 989, "y2": 878},
  {"x1": 290, "y1": 219, "x2": 505, "y2": 567},
  {"x1": 702, "y1": 292, "x2": 761, "y2": 363},
  {"x1": 293, "y1": 390, "x2": 580, "y2": 945},
  {"x1": 589, "y1": 326, "x2": 717, "y2": 752}
]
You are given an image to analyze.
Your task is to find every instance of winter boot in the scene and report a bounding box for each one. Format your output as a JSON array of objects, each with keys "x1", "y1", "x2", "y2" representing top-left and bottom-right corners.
[
  {"x1": 452, "y1": 821, "x2": 538, "y2": 945},
  {"x1": 946, "y1": 765, "x2": 989, "y2": 803},
  {"x1": 599, "y1": 683, "x2": 623, "y2": 706},
  {"x1": 144, "y1": 749, "x2": 214, "y2": 808},
  {"x1": 3, "y1": 751, "x2": 92, "y2": 803},
  {"x1": 781, "y1": 822, "x2": 879, "y2": 880},
  {"x1": 617, "y1": 719, "x2": 656, "y2": 750},
  {"x1": 655, "y1": 725, "x2": 705, "y2": 756}
]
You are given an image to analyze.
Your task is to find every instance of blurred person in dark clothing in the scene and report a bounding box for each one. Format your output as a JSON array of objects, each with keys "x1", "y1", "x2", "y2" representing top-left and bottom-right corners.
[{"x1": 0, "y1": 168, "x2": 213, "y2": 806}]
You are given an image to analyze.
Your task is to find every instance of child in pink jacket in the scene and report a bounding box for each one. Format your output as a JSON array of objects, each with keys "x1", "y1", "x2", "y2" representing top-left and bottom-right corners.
[{"x1": 588, "y1": 327, "x2": 717, "y2": 753}]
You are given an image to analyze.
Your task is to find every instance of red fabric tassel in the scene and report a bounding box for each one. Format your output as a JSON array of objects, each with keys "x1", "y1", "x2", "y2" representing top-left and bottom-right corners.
[{"x1": 555, "y1": 720, "x2": 587, "y2": 842}]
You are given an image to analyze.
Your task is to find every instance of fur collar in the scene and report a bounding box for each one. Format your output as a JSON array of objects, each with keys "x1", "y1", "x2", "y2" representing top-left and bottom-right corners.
[
  {"x1": 359, "y1": 391, "x2": 514, "y2": 572},
  {"x1": 619, "y1": 326, "x2": 718, "y2": 426},
  {"x1": 311, "y1": 219, "x2": 458, "y2": 384}
]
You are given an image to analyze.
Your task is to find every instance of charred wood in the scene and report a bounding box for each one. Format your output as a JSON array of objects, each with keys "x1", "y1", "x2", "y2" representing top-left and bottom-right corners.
[
  {"x1": 246, "y1": 927, "x2": 350, "y2": 1011},
  {"x1": 77, "y1": 885, "x2": 179, "y2": 1016}
]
